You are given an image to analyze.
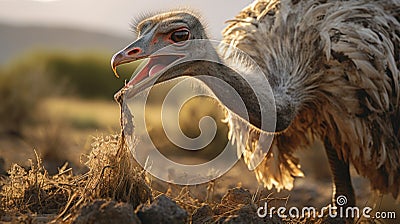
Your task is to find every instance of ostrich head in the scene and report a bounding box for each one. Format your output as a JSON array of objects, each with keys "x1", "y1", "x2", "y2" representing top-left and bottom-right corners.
[
  {"x1": 111, "y1": 10, "x2": 294, "y2": 133},
  {"x1": 112, "y1": 10, "x2": 208, "y2": 83}
]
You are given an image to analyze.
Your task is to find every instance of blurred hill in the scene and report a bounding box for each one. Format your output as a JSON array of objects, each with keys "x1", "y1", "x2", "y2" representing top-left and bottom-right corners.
[{"x1": 0, "y1": 23, "x2": 131, "y2": 65}]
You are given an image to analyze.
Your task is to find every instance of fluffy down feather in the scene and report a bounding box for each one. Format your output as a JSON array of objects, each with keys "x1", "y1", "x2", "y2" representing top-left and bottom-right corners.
[{"x1": 221, "y1": 0, "x2": 400, "y2": 198}]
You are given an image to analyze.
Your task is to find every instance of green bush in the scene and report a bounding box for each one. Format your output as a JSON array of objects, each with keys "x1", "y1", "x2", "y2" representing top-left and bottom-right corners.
[
  {"x1": 0, "y1": 50, "x2": 134, "y2": 134},
  {"x1": 45, "y1": 52, "x2": 134, "y2": 99},
  {"x1": 0, "y1": 57, "x2": 53, "y2": 134}
]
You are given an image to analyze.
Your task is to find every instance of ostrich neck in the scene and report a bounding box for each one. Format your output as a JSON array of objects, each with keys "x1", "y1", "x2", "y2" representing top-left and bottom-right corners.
[{"x1": 176, "y1": 61, "x2": 269, "y2": 130}]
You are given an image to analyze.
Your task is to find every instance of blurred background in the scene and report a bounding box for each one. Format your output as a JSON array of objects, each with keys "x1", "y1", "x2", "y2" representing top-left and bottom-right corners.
[{"x1": 0, "y1": 1, "x2": 398, "y2": 219}]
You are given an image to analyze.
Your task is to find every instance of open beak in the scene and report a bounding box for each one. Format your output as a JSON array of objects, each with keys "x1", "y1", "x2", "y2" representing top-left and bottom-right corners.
[
  {"x1": 111, "y1": 49, "x2": 147, "y2": 78},
  {"x1": 111, "y1": 43, "x2": 186, "y2": 96}
]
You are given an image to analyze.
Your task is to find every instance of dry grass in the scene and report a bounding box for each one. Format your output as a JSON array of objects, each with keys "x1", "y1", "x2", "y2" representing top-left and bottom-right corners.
[
  {"x1": 57, "y1": 133, "x2": 151, "y2": 222},
  {"x1": 0, "y1": 132, "x2": 393, "y2": 223},
  {"x1": 0, "y1": 133, "x2": 152, "y2": 223},
  {"x1": 0, "y1": 151, "x2": 75, "y2": 219}
]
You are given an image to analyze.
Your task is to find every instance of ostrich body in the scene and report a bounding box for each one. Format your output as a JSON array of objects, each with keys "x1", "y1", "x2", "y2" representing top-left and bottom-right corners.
[{"x1": 111, "y1": 0, "x2": 400, "y2": 210}]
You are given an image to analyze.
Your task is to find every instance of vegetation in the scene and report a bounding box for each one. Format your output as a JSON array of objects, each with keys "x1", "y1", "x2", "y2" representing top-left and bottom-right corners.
[
  {"x1": 0, "y1": 55, "x2": 53, "y2": 134},
  {"x1": 0, "y1": 51, "x2": 117, "y2": 133},
  {"x1": 44, "y1": 51, "x2": 133, "y2": 99}
]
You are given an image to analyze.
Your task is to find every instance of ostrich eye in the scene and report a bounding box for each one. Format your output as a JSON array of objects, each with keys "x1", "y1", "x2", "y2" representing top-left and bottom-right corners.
[{"x1": 170, "y1": 30, "x2": 190, "y2": 43}]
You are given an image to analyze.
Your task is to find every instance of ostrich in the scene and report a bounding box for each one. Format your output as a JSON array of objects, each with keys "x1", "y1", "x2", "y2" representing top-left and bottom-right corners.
[{"x1": 111, "y1": 0, "x2": 400, "y2": 211}]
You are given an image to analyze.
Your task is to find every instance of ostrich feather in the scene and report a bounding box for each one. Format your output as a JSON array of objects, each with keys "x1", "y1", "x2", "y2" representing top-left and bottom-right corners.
[{"x1": 222, "y1": 0, "x2": 400, "y2": 198}]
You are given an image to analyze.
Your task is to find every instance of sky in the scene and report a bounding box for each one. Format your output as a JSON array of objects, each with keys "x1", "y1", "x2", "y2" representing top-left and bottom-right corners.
[{"x1": 0, "y1": 0, "x2": 253, "y2": 39}]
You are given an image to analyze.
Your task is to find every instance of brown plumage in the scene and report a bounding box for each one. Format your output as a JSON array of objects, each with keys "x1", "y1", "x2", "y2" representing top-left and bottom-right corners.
[
  {"x1": 221, "y1": 0, "x2": 400, "y2": 206},
  {"x1": 111, "y1": 0, "x2": 400, "y2": 210}
]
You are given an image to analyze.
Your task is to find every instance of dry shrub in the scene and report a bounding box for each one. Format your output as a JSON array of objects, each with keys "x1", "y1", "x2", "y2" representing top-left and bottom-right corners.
[
  {"x1": 82, "y1": 134, "x2": 151, "y2": 206},
  {"x1": 0, "y1": 151, "x2": 75, "y2": 216},
  {"x1": 58, "y1": 133, "x2": 152, "y2": 222},
  {"x1": 0, "y1": 133, "x2": 152, "y2": 222}
]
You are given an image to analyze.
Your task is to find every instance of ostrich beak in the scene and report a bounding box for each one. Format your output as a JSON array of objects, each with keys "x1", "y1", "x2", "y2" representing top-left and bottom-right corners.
[
  {"x1": 111, "y1": 47, "x2": 148, "y2": 78},
  {"x1": 111, "y1": 42, "x2": 186, "y2": 96},
  {"x1": 111, "y1": 52, "x2": 123, "y2": 78}
]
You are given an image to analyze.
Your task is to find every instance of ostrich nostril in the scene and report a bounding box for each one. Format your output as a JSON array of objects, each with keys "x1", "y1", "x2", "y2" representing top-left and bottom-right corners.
[{"x1": 127, "y1": 48, "x2": 142, "y2": 56}]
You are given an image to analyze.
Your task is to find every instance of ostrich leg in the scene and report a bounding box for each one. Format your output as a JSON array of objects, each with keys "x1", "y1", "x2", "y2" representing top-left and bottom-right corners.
[{"x1": 324, "y1": 137, "x2": 356, "y2": 209}]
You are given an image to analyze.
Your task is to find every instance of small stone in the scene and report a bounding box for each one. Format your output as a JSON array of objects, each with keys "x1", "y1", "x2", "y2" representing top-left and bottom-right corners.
[
  {"x1": 71, "y1": 199, "x2": 140, "y2": 224},
  {"x1": 192, "y1": 204, "x2": 213, "y2": 224},
  {"x1": 136, "y1": 194, "x2": 188, "y2": 224}
]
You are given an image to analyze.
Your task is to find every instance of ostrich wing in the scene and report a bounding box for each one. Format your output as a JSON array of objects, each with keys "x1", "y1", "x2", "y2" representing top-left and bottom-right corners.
[{"x1": 221, "y1": 0, "x2": 400, "y2": 197}]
